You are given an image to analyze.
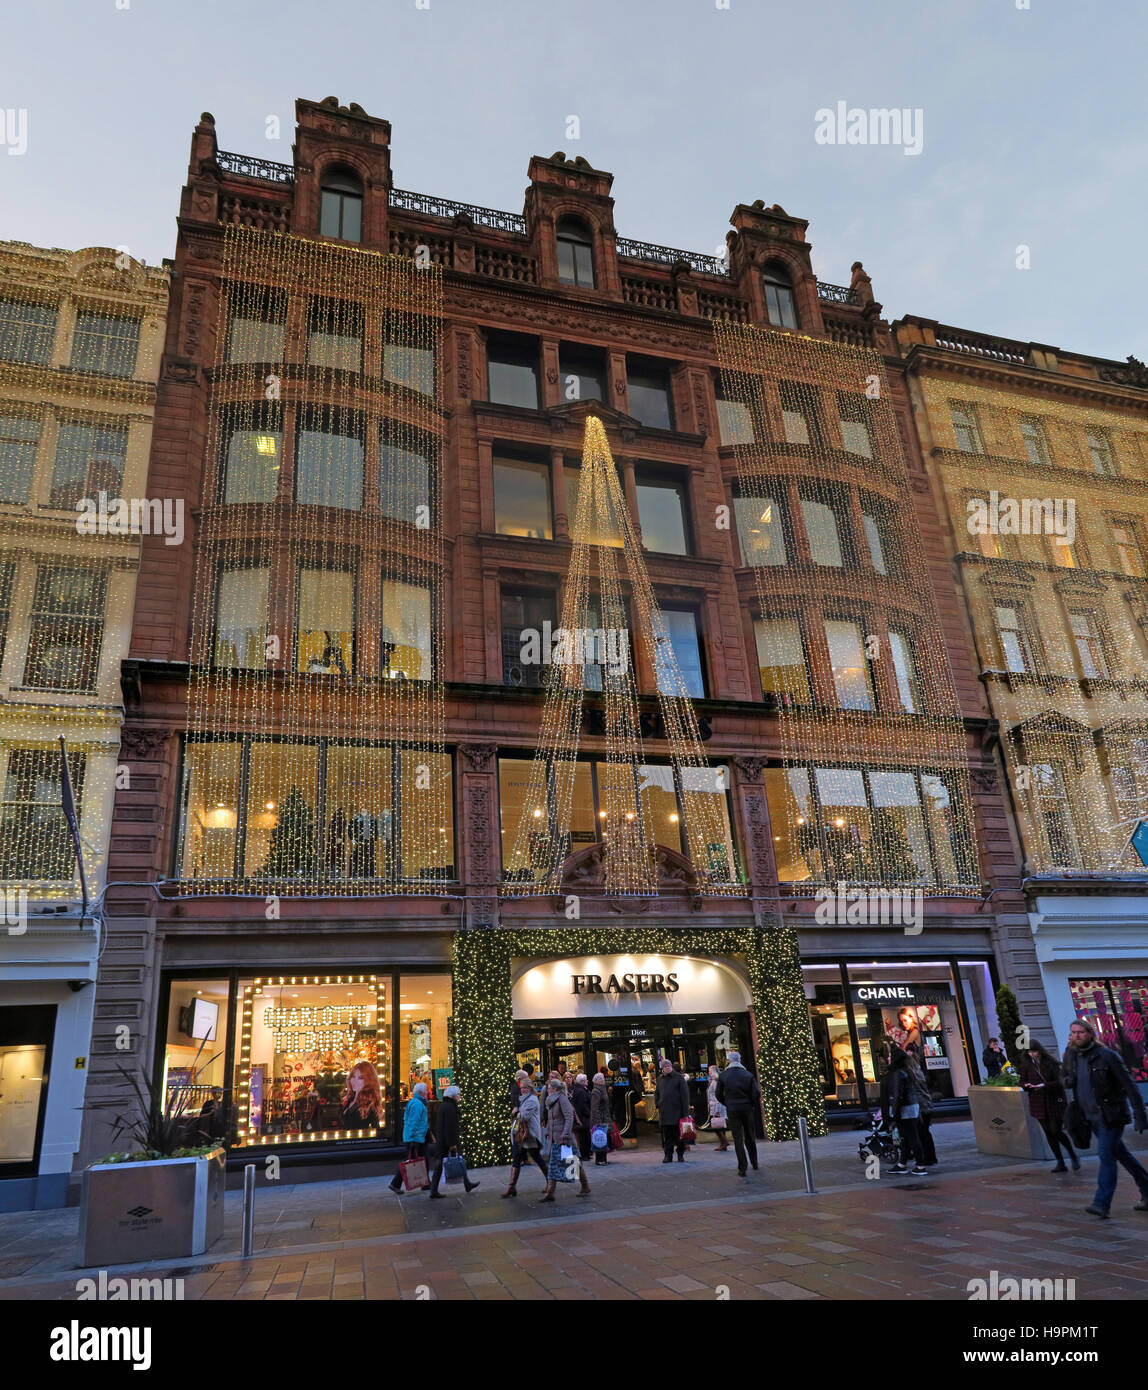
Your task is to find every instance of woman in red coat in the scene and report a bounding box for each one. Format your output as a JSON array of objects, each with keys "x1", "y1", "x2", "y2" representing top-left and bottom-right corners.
[{"x1": 1019, "y1": 1041, "x2": 1080, "y2": 1173}]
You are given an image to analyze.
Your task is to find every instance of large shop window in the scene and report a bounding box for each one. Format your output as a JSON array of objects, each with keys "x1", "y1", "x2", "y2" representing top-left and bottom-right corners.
[
  {"x1": 804, "y1": 962, "x2": 981, "y2": 1108},
  {"x1": 1070, "y1": 978, "x2": 1148, "y2": 1083},
  {"x1": 764, "y1": 764, "x2": 972, "y2": 886},
  {"x1": 498, "y1": 756, "x2": 735, "y2": 883},
  {"x1": 0, "y1": 1005, "x2": 54, "y2": 1173},
  {"x1": 180, "y1": 740, "x2": 454, "y2": 884},
  {"x1": 397, "y1": 975, "x2": 453, "y2": 1102},
  {"x1": 162, "y1": 979, "x2": 229, "y2": 1135},
  {"x1": 0, "y1": 748, "x2": 85, "y2": 882},
  {"x1": 237, "y1": 976, "x2": 390, "y2": 1145}
]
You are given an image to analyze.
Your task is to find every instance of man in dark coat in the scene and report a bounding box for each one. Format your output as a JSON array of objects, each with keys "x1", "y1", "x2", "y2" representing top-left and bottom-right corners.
[
  {"x1": 428, "y1": 1086, "x2": 480, "y2": 1198},
  {"x1": 570, "y1": 1073, "x2": 593, "y2": 1161},
  {"x1": 1063, "y1": 1019, "x2": 1148, "y2": 1219},
  {"x1": 655, "y1": 1059, "x2": 691, "y2": 1163},
  {"x1": 716, "y1": 1052, "x2": 762, "y2": 1177}
]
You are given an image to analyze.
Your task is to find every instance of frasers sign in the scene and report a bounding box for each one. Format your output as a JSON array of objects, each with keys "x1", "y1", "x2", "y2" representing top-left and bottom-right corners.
[{"x1": 512, "y1": 955, "x2": 750, "y2": 1021}]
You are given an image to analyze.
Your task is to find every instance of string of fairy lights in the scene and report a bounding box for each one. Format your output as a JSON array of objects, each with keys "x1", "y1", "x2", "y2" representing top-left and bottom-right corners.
[
  {"x1": 182, "y1": 225, "x2": 448, "y2": 895},
  {"x1": 924, "y1": 376, "x2": 1148, "y2": 872},
  {"x1": 0, "y1": 244, "x2": 165, "y2": 897},
  {"x1": 503, "y1": 416, "x2": 742, "y2": 897},
  {"x1": 714, "y1": 322, "x2": 980, "y2": 895}
]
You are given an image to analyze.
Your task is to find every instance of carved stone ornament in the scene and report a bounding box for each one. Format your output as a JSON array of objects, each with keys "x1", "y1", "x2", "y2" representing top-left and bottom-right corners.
[
  {"x1": 560, "y1": 841, "x2": 700, "y2": 894},
  {"x1": 119, "y1": 726, "x2": 170, "y2": 759},
  {"x1": 969, "y1": 768, "x2": 998, "y2": 794},
  {"x1": 459, "y1": 743, "x2": 497, "y2": 771},
  {"x1": 733, "y1": 757, "x2": 768, "y2": 781}
]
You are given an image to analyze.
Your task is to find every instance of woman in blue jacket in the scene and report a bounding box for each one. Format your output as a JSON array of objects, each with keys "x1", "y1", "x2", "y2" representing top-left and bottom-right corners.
[{"x1": 389, "y1": 1081, "x2": 432, "y2": 1192}]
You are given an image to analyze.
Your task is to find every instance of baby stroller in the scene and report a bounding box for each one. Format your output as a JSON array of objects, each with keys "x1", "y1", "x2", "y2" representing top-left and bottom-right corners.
[{"x1": 857, "y1": 1109, "x2": 901, "y2": 1167}]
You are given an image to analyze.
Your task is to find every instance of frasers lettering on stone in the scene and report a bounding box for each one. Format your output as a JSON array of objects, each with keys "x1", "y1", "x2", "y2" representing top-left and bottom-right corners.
[{"x1": 570, "y1": 972, "x2": 680, "y2": 996}]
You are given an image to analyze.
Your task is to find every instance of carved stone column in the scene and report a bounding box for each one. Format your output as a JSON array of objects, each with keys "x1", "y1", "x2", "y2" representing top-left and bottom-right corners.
[{"x1": 459, "y1": 744, "x2": 500, "y2": 929}]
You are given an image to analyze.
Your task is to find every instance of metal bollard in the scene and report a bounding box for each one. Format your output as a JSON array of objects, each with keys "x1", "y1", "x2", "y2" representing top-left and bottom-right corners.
[
  {"x1": 797, "y1": 1115, "x2": 817, "y2": 1194},
  {"x1": 241, "y1": 1162, "x2": 256, "y2": 1258}
]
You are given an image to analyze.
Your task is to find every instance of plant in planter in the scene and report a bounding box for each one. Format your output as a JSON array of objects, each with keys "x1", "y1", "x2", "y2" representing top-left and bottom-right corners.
[
  {"x1": 995, "y1": 983, "x2": 1024, "y2": 1069},
  {"x1": 79, "y1": 1042, "x2": 228, "y2": 1268}
]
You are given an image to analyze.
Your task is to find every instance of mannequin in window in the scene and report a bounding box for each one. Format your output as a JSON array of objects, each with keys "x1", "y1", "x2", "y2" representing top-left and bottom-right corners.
[{"x1": 348, "y1": 807, "x2": 379, "y2": 878}]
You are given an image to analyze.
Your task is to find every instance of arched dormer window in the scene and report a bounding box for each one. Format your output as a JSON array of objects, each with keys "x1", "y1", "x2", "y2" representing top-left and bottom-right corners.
[
  {"x1": 556, "y1": 218, "x2": 595, "y2": 288},
  {"x1": 762, "y1": 263, "x2": 798, "y2": 329},
  {"x1": 320, "y1": 168, "x2": 363, "y2": 243}
]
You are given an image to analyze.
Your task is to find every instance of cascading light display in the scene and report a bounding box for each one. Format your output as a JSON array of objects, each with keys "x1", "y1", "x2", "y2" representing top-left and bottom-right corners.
[
  {"x1": 502, "y1": 416, "x2": 743, "y2": 897},
  {"x1": 181, "y1": 225, "x2": 448, "y2": 894},
  {"x1": 714, "y1": 321, "x2": 980, "y2": 895}
]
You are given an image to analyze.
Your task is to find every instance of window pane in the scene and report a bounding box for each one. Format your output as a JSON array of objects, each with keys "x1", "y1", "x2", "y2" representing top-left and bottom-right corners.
[
  {"x1": 487, "y1": 340, "x2": 540, "y2": 409},
  {"x1": 500, "y1": 757, "x2": 548, "y2": 881},
  {"x1": 815, "y1": 767, "x2": 874, "y2": 880},
  {"x1": 494, "y1": 458, "x2": 551, "y2": 539},
  {"x1": 765, "y1": 767, "x2": 821, "y2": 882},
  {"x1": 566, "y1": 466, "x2": 622, "y2": 547},
  {"x1": 381, "y1": 579, "x2": 431, "y2": 680},
  {"x1": 921, "y1": 774, "x2": 965, "y2": 885},
  {"x1": 162, "y1": 980, "x2": 230, "y2": 1130},
  {"x1": 559, "y1": 350, "x2": 605, "y2": 403},
  {"x1": 244, "y1": 743, "x2": 320, "y2": 879},
  {"x1": 557, "y1": 238, "x2": 577, "y2": 285},
  {"x1": 734, "y1": 495, "x2": 786, "y2": 566},
  {"x1": 70, "y1": 314, "x2": 139, "y2": 377},
  {"x1": 227, "y1": 315, "x2": 285, "y2": 364},
  {"x1": 868, "y1": 771, "x2": 933, "y2": 883},
  {"x1": 215, "y1": 567, "x2": 269, "y2": 669},
  {"x1": 634, "y1": 762, "x2": 683, "y2": 855},
  {"x1": 627, "y1": 367, "x2": 673, "y2": 430},
  {"x1": 50, "y1": 423, "x2": 127, "y2": 509},
  {"x1": 716, "y1": 398, "x2": 754, "y2": 445},
  {"x1": 181, "y1": 742, "x2": 242, "y2": 879},
  {"x1": 398, "y1": 974, "x2": 453, "y2": 1101},
  {"x1": 0, "y1": 300, "x2": 56, "y2": 365},
  {"x1": 383, "y1": 343, "x2": 435, "y2": 395},
  {"x1": 888, "y1": 631, "x2": 919, "y2": 713},
  {"x1": 401, "y1": 751, "x2": 454, "y2": 880},
  {"x1": 636, "y1": 480, "x2": 688, "y2": 555},
  {"x1": 295, "y1": 428, "x2": 364, "y2": 509},
  {"x1": 0, "y1": 747, "x2": 85, "y2": 881},
  {"x1": 824, "y1": 619, "x2": 872, "y2": 710},
  {"x1": 680, "y1": 763, "x2": 737, "y2": 881},
  {"x1": 862, "y1": 513, "x2": 887, "y2": 574},
  {"x1": 0, "y1": 414, "x2": 39, "y2": 503},
  {"x1": 24, "y1": 566, "x2": 106, "y2": 691},
  {"x1": 223, "y1": 429, "x2": 280, "y2": 504},
  {"x1": 950, "y1": 404, "x2": 981, "y2": 453},
  {"x1": 995, "y1": 605, "x2": 1028, "y2": 673},
  {"x1": 755, "y1": 618, "x2": 809, "y2": 705},
  {"x1": 297, "y1": 569, "x2": 354, "y2": 674},
  {"x1": 325, "y1": 745, "x2": 391, "y2": 880},
  {"x1": 655, "y1": 609, "x2": 704, "y2": 698},
  {"x1": 781, "y1": 407, "x2": 810, "y2": 446},
  {"x1": 801, "y1": 498, "x2": 843, "y2": 567},
  {"x1": 378, "y1": 437, "x2": 430, "y2": 524},
  {"x1": 765, "y1": 282, "x2": 797, "y2": 329},
  {"x1": 501, "y1": 589, "x2": 557, "y2": 689}
]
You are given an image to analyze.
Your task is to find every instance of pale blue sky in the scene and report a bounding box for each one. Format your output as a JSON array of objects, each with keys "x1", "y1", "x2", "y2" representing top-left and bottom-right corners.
[{"x1": 2, "y1": 0, "x2": 1144, "y2": 361}]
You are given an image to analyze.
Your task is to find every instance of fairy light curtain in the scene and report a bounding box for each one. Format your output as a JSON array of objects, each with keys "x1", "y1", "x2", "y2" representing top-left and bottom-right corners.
[
  {"x1": 0, "y1": 250, "x2": 148, "y2": 897},
  {"x1": 926, "y1": 377, "x2": 1148, "y2": 872},
  {"x1": 504, "y1": 415, "x2": 742, "y2": 898},
  {"x1": 714, "y1": 322, "x2": 979, "y2": 894},
  {"x1": 182, "y1": 225, "x2": 447, "y2": 894}
]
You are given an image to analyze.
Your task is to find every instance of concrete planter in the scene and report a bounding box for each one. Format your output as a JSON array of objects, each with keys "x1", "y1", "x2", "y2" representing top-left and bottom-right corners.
[
  {"x1": 967, "y1": 1085, "x2": 1053, "y2": 1160},
  {"x1": 79, "y1": 1148, "x2": 225, "y2": 1268}
]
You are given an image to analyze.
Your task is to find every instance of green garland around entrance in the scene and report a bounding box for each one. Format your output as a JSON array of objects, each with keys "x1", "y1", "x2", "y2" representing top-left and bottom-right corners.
[{"x1": 452, "y1": 926, "x2": 826, "y2": 1166}]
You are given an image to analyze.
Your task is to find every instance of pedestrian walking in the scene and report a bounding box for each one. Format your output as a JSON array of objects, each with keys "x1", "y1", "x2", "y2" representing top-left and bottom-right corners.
[
  {"x1": 1019, "y1": 1041, "x2": 1079, "y2": 1173},
  {"x1": 590, "y1": 1071, "x2": 611, "y2": 1165},
  {"x1": 502, "y1": 1074, "x2": 548, "y2": 1196},
  {"x1": 507, "y1": 1061, "x2": 535, "y2": 1113},
  {"x1": 655, "y1": 1059, "x2": 691, "y2": 1163},
  {"x1": 706, "y1": 1064, "x2": 730, "y2": 1151},
  {"x1": 570, "y1": 1072, "x2": 592, "y2": 1162},
  {"x1": 715, "y1": 1051, "x2": 761, "y2": 1176},
  {"x1": 428, "y1": 1085, "x2": 480, "y2": 1198},
  {"x1": 904, "y1": 1043, "x2": 937, "y2": 1167},
  {"x1": 885, "y1": 1047, "x2": 928, "y2": 1176},
  {"x1": 1063, "y1": 1019, "x2": 1148, "y2": 1219},
  {"x1": 389, "y1": 1080, "x2": 432, "y2": 1192},
  {"x1": 982, "y1": 1038, "x2": 1005, "y2": 1078},
  {"x1": 540, "y1": 1075, "x2": 591, "y2": 1203}
]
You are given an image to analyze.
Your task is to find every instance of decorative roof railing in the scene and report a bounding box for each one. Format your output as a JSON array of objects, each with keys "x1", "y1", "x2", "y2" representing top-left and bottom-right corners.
[
  {"x1": 388, "y1": 188, "x2": 527, "y2": 235},
  {"x1": 216, "y1": 151, "x2": 296, "y2": 184},
  {"x1": 933, "y1": 327, "x2": 1030, "y2": 365},
  {"x1": 616, "y1": 237, "x2": 729, "y2": 277},
  {"x1": 816, "y1": 281, "x2": 860, "y2": 306}
]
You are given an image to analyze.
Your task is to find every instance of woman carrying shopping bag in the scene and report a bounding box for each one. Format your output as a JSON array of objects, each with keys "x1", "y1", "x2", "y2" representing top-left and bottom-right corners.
[
  {"x1": 539, "y1": 1076, "x2": 591, "y2": 1203},
  {"x1": 707, "y1": 1064, "x2": 730, "y2": 1152},
  {"x1": 389, "y1": 1081, "x2": 432, "y2": 1193}
]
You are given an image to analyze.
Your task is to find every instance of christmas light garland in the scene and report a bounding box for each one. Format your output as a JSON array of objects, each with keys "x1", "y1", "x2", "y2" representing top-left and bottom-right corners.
[
  {"x1": 923, "y1": 376, "x2": 1148, "y2": 872},
  {"x1": 451, "y1": 925, "x2": 826, "y2": 1165},
  {"x1": 181, "y1": 226, "x2": 448, "y2": 894},
  {"x1": 714, "y1": 322, "x2": 979, "y2": 894},
  {"x1": 502, "y1": 416, "x2": 742, "y2": 897}
]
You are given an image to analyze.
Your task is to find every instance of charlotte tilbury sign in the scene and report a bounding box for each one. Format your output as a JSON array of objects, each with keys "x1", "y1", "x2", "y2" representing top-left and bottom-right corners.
[{"x1": 511, "y1": 955, "x2": 751, "y2": 1021}]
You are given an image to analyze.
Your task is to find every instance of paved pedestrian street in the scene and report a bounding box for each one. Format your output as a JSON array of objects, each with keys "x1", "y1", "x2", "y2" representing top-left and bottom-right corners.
[{"x1": 2, "y1": 1122, "x2": 1146, "y2": 1301}]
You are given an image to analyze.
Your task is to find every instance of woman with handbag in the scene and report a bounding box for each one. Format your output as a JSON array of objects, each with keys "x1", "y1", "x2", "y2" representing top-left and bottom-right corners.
[
  {"x1": 502, "y1": 1075, "x2": 548, "y2": 1197},
  {"x1": 540, "y1": 1076, "x2": 591, "y2": 1203},
  {"x1": 904, "y1": 1044, "x2": 937, "y2": 1167},
  {"x1": 428, "y1": 1085, "x2": 481, "y2": 1198},
  {"x1": 590, "y1": 1072, "x2": 612, "y2": 1165},
  {"x1": 706, "y1": 1064, "x2": 730, "y2": 1152},
  {"x1": 389, "y1": 1081, "x2": 432, "y2": 1193},
  {"x1": 1020, "y1": 1041, "x2": 1080, "y2": 1173}
]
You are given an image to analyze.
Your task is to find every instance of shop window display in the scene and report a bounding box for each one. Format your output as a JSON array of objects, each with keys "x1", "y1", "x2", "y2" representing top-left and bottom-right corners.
[
  {"x1": 398, "y1": 974, "x2": 453, "y2": 1103},
  {"x1": 235, "y1": 976, "x2": 389, "y2": 1146},
  {"x1": 1070, "y1": 978, "x2": 1148, "y2": 1082}
]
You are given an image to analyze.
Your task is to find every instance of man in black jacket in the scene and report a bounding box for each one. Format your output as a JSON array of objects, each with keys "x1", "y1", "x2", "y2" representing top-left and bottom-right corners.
[
  {"x1": 1063, "y1": 1019, "x2": 1148, "y2": 1219},
  {"x1": 654, "y1": 1060, "x2": 691, "y2": 1163},
  {"x1": 428, "y1": 1086, "x2": 481, "y2": 1198},
  {"x1": 716, "y1": 1052, "x2": 762, "y2": 1177}
]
